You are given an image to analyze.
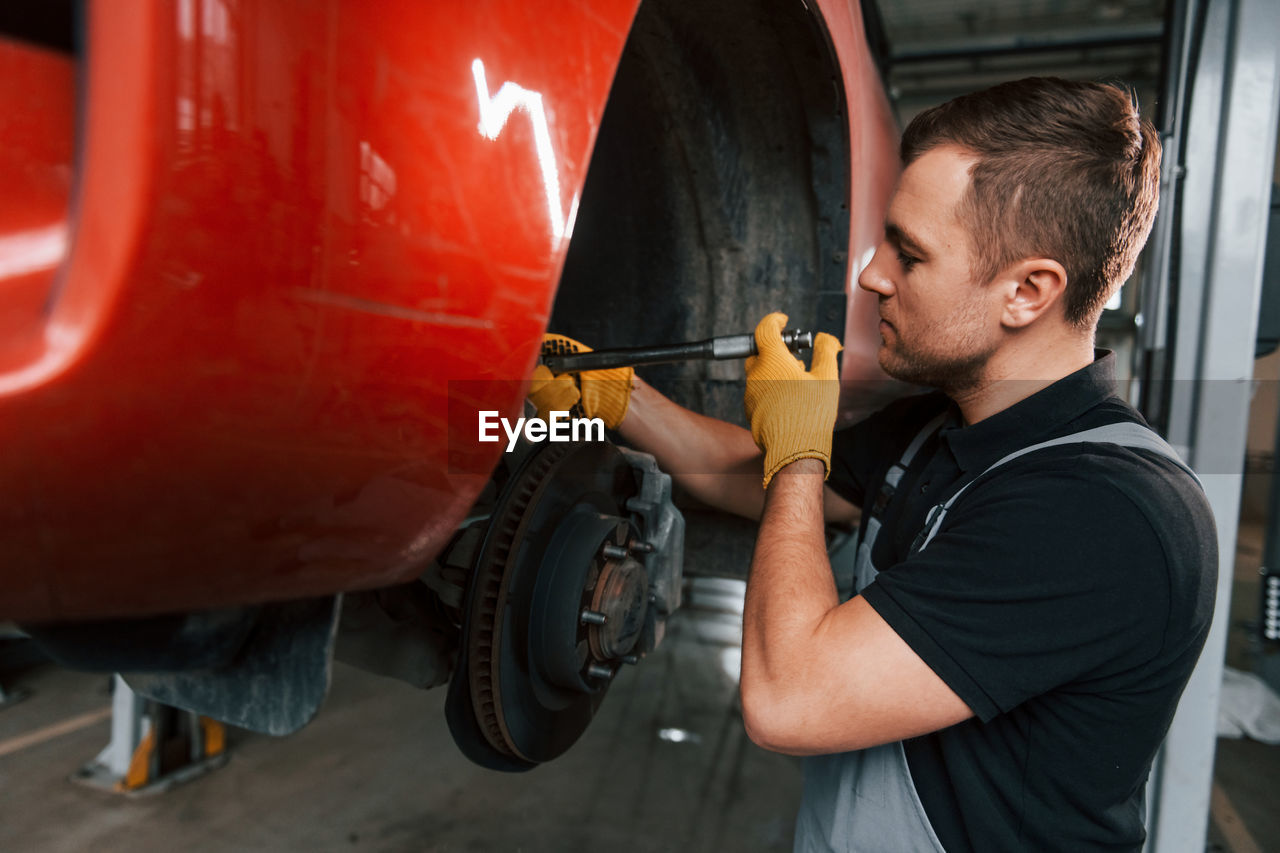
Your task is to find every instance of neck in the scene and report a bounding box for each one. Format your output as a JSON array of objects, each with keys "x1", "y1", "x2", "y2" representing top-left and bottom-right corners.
[{"x1": 950, "y1": 329, "x2": 1095, "y2": 425}]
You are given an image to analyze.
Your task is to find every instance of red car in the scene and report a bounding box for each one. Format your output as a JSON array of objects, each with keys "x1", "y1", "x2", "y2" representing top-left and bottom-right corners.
[{"x1": 1, "y1": 0, "x2": 898, "y2": 768}]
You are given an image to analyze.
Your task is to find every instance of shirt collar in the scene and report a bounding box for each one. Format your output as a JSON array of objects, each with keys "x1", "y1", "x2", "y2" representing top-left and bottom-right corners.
[{"x1": 940, "y1": 350, "x2": 1119, "y2": 473}]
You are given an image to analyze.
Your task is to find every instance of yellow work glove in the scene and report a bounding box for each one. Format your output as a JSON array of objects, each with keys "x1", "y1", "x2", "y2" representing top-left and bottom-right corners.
[
  {"x1": 743, "y1": 312, "x2": 843, "y2": 487},
  {"x1": 528, "y1": 334, "x2": 634, "y2": 429}
]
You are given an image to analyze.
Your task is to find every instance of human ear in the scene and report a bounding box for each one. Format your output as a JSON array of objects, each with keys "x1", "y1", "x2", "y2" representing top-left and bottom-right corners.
[{"x1": 1000, "y1": 258, "x2": 1067, "y2": 329}]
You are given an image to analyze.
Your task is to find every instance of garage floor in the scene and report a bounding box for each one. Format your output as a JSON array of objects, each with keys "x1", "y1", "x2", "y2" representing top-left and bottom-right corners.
[
  {"x1": 0, "y1": 580, "x2": 802, "y2": 852},
  {"x1": 3, "y1": 557, "x2": 1278, "y2": 852}
]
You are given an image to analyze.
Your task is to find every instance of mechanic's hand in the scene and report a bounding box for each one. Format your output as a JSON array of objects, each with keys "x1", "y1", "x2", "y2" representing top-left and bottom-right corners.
[
  {"x1": 528, "y1": 334, "x2": 634, "y2": 429},
  {"x1": 743, "y1": 312, "x2": 842, "y2": 487},
  {"x1": 527, "y1": 364, "x2": 581, "y2": 415}
]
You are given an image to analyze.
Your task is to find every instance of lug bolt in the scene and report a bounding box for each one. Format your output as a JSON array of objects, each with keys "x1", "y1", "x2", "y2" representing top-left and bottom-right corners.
[
  {"x1": 629, "y1": 541, "x2": 655, "y2": 554},
  {"x1": 586, "y1": 663, "x2": 615, "y2": 680},
  {"x1": 601, "y1": 543, "x2": 628, "y2": 560},
  {"x1": 580, "y1": 609, "x2": 608, "y2": 626},
  {"x1": 622, "y1": 654, "x2": 640, "y2": 665}
]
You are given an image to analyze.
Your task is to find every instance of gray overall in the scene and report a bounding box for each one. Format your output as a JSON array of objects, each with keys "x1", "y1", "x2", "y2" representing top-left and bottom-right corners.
[{"x1": 793, "y1": 417, "x2": 1198, "y2": 853}]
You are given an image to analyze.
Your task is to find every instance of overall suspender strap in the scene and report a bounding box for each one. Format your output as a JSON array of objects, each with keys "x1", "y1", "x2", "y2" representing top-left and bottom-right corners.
[
  {"x1": 913, "y1": 421, "x2": 1198, "y2": 554},
  {"x1": 846, "y1": 412, "x2": 946, "y2": 600},
  {"x1": 870, "y1": 412, "x2": 948, "y2": 518}
]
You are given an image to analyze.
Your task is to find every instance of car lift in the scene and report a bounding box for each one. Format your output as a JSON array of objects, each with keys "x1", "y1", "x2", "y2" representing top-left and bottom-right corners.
[
  {"x1": 1131, "y1": 0, "x2": 1280, "y2": 849},
  {"x1": 73, "y1": 675, "x2": 227, "y2": 796}
]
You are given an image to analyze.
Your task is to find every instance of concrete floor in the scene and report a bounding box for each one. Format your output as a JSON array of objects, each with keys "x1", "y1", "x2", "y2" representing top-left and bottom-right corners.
[{"x1": 0, "y1": 580, "x2": 802, "y2": 853}]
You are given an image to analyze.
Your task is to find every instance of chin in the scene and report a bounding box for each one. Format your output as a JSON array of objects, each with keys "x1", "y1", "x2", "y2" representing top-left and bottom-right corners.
[
  {"x1": 876, "y1": 348, "x2": 895, "y2": 376},
  {"x1": 878, "y1": 357, "x2": 918, "y2": 387}
]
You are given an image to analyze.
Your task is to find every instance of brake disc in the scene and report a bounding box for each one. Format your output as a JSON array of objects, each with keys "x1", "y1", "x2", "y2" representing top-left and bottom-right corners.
[{"x1": 445, "y1": 440, "x2": 653, "y2": 769}]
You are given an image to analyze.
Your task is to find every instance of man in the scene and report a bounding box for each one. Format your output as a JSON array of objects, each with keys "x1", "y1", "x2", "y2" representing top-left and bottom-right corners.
[{"x1": 530, "y1": 77, "x2": 1216, "y2": 851}]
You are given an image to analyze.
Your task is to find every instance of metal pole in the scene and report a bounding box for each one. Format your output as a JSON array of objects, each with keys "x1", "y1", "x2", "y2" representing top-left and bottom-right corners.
[{"x1": 1144, "y1": 0, "x2": 1280, "y2": 849}]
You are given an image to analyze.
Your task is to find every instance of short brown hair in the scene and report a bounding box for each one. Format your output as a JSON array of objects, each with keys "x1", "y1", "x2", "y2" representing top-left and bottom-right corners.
[{"x1": 901, "y1": 77, "x2": 1161, "y2": 328}]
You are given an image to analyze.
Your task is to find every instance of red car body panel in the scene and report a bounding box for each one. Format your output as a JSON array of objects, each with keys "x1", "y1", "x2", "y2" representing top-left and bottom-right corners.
[{"x1": 0, "y1": 0, "x2": 898, "y2": 623}]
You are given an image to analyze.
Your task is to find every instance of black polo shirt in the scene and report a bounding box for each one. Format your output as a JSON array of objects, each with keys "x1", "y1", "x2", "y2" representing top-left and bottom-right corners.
[{"x1": 827, "y1": 352, "x2": 1217, "y2": 852}]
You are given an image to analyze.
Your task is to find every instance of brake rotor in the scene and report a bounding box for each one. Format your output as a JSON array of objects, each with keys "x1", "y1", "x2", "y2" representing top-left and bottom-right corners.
[{"x1": 445, "y1": 440, "x2": 648, "y2": 769}]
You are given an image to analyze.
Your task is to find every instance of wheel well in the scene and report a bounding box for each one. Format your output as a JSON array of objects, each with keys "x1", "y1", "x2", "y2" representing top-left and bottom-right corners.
[{"x1": 552, "y1": 0, "x2": 852, "y2": 423}]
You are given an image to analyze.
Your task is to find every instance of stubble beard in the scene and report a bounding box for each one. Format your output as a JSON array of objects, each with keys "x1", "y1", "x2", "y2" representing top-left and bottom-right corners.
[{"x1": 878, "y1": 321, "x2": 994, "y2": 396}]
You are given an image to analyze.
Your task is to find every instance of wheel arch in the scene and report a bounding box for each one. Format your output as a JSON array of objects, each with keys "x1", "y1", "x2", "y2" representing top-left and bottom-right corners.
[{"x1": 552, "y1": 0, "x2": 864, "y2": 421}]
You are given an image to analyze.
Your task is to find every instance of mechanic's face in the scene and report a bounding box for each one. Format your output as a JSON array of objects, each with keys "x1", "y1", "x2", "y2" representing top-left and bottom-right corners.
[{"x1": 857, "y1": 146, "x2": 1003, "y2": 394}]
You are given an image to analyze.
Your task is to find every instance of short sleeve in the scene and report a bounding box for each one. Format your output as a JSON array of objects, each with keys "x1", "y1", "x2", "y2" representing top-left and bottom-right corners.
[{"x1": 860, "y1": 457, "x2": 1171, "y2": 721}]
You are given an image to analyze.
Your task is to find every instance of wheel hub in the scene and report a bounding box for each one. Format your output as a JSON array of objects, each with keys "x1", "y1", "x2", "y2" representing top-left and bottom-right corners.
[{"x1": 587, "y1": 552, "x2": 648, "y2": 662}]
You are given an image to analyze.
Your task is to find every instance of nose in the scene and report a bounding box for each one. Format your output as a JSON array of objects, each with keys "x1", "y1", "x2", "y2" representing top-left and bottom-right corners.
[{"x1": 857, "y1": 242, "x2": 895, "y2": 298}]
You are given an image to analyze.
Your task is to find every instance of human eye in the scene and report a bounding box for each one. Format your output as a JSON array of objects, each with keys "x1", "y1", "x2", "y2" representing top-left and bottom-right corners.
[{"x1": 896, "y1": 250, "x2": 919, "y2": 271}]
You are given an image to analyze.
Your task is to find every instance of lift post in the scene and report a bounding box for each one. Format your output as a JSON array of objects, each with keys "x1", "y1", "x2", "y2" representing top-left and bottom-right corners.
[
  {"x1": 1135, "y1": 0, "x2": 1280, "y2": 849},
  {"x1": 73, "y1": 675, "x2": 228, "y2": 796}
]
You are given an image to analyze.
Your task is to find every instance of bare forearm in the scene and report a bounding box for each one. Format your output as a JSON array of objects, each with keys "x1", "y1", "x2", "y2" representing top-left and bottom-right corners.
[
  {"x1": 740, "y1": 458, "x2": 842, "y2": 745},
  {"x1": 740, "y1": 457, "x2": 974, "y2": 754},
  {"x1": 617, "y1": 376, "x2": 766, "y2": 520}
]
